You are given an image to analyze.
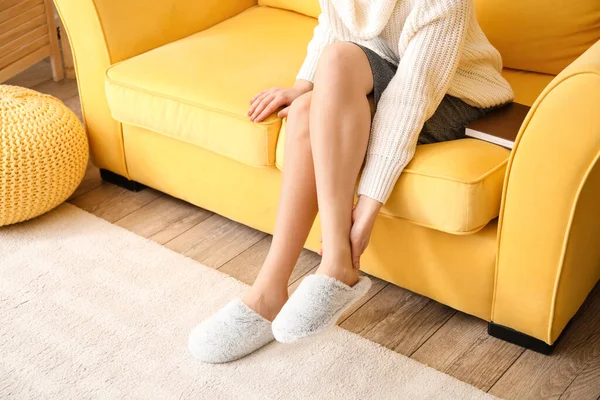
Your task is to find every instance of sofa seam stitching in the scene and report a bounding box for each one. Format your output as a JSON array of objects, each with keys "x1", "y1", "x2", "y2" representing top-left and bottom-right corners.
[
  {"x1": 105, "y1": 75, "x2": 281, "y2": 126},
  {"x1": 549, "y1": 149, "x2": 600, "y2": 341},
  {"x1": 118, "y1": 119, "x2": 277, "y2": 169}
]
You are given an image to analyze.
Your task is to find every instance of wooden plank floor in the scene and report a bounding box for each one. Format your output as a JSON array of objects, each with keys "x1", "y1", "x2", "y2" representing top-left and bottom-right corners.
[{"x1": 6, "y1": 62, "x2": 600, "y2": 400}]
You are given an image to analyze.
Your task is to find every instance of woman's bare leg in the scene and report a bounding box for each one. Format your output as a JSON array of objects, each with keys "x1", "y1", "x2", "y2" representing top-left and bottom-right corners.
[
  {"x1": 243, "y1": 43, "x2": 374, "y2": 318},
  {"x1": 310, "y1": 43, "x2": 374, "y2": 286},
  {"x1": 243, "y1": 92, "x2": 318, "y2": 321}
]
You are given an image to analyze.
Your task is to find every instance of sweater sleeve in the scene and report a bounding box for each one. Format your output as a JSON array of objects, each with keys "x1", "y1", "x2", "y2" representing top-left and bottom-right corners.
[
  {"x1": 296, "y1": 12, "x2": 337, "y2": 83},
  {"x1": 357, "y1": 0, "x2": 470, "y2": 204}
]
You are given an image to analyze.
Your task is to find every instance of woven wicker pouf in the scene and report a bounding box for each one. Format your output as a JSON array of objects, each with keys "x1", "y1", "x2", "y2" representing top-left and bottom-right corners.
[{"x1": 0, "y1": 85, "x2": 88, "y2": 226}]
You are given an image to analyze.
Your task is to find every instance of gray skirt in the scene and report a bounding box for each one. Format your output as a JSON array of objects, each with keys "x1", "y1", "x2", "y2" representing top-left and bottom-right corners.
[{"x1": 353, "y1": 43, "x2": 498, "y2": 145}]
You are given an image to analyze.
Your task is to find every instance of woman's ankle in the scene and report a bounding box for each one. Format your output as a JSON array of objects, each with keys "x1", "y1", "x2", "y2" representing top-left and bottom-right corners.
[
  {"x1": 316, "y1": 247, "x2": 358, "y2": 286},
  {"x1": 243, "y1": 286, "x2": 288, "y2": 321}
]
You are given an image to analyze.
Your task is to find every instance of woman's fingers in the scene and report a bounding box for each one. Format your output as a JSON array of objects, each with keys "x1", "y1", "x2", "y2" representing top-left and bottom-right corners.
[
  {"x1": 248, "y1": 87, "x2": 303, "y2": 121},
  {"x1": 255, "y1": 97, "x2": 285, "y2": 122},
  {"x1": 350, "y1": 225, "x2": 370, "y2": 270},
  {"x1": 248, "y1": 89, "x2": 274, "y2": 115},
  {"x1": 248, "y1": 91, "x2": 271, "y2": 116},
  {"x1": 250, "y1": 95, "x2": 275, "y2": 121},
  {"x1": 255, "y1": 96, "x2": 285, "y2": 122},
  {"x1": 351, "y1": 242, "x2": 362, "y2": 270},
  {"x1": 250, "y1": 94, "x2": 275, "y2": 121},
  {"x1": 249, "y1": 90, "x2": 267, "y2": 105},
  {"x1": 277, "y1": 106, "x2": 290, "y2": 118}
]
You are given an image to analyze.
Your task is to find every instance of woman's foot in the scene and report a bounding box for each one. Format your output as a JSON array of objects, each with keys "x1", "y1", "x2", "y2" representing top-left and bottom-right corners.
[
  {"x1": 272, "y1": 274, "x2": 372, "y2": 343},
  {"x1": 188, "y1": 298, "x2": 274, "y2": 363},
  {"x1": 242, "y1": 286, "x2": 289, "y2": 321}
]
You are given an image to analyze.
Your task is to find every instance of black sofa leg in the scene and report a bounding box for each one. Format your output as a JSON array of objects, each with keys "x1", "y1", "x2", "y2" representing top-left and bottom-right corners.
[
  {"x1": 99, "y1": 169, "x2": 146, "y2": 192},
  {"x1": 488, "y1": 321, "x2": 571, "y2": 354}
]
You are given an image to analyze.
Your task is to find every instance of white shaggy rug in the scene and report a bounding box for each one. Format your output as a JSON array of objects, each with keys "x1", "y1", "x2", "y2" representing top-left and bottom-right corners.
[{"x1": 0, "y1": 204, "x2": 495, "y2": 399}]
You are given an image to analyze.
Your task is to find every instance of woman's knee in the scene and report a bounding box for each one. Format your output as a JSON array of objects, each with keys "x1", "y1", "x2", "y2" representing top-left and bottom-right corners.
[
  {"x1": 320, "y1": 42, "x2": 359, "y2": 65},
  {"x1": 289, "y1": 92, "x2": 311, "y2": 121},
  {"x1": 286, "y1": 92, "x2": 312, "y2": 143},
  {"x1": 315, "y1": 43, "x2": 372, "y2": 92}
]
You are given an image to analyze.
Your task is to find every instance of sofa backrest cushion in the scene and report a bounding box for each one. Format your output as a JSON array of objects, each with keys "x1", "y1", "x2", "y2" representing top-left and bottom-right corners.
[
  {"x1": 474, "y1": 0, "x2": 600, "y2": 75},
  {"x1": 258, "y1": 0, "x2": 320, "y2": 18},
  {"x1": 261, "y1": 0, "x2": 600, "y2": 75}
]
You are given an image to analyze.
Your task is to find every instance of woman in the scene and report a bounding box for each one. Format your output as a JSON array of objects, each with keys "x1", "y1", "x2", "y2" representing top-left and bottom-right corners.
[{"x1": 189, "y1": 0, "x2": 514, "y2": 363}]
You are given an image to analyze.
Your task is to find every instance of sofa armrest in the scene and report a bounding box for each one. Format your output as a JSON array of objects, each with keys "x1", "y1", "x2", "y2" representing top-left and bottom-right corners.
[
  {"x1": 492, "y1": 40, "x2": 600, "y2": 345},
  {"x1": 54, "y1": 0, "x2": 256, "y2": 177}
]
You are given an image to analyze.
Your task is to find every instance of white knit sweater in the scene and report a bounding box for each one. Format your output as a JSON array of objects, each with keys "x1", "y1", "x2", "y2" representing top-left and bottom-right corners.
[{"x1": 297, "y1": 0, "x2": 514, "y2": 204}]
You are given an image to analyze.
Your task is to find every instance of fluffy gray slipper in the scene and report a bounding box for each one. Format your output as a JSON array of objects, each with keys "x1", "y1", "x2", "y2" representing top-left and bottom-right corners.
[
  {"x1": 188, "y1": 298, "x2": 274, "y2": 363},
  {"x1": 272, "y1": 274, "x2": 372, "y2": 343}
]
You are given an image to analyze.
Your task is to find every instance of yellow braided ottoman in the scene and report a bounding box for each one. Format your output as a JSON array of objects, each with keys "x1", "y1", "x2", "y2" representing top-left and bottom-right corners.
[{"x1": 0, "y1": 85, "x2": 88, "y2": 226}]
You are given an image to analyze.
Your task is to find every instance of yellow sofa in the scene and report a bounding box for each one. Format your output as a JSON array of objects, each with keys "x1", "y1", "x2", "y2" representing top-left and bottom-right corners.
[{"x1": 55, "y1": 0, "x2": 600, "y2": 353}]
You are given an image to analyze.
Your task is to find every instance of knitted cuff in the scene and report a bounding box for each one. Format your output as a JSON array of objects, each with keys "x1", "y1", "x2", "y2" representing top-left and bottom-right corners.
[
  {"x1": 356, "y1": 154, "x2": 405, "y2": 204},
  {"x1": 296, "y1": 58, "x2": 319, "y2": 83}
]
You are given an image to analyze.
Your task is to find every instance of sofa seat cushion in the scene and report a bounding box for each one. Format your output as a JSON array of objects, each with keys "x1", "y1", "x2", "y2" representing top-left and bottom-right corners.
[
  {"x1": 277, "y1": 124, "x2": 510, "y2": 234},
  {"x1": 105, "y1": 6, "x2": 317, "y2": 167}
]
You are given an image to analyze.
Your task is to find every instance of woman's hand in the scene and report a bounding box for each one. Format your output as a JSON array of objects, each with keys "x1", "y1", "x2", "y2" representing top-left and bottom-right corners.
[
  {"x1": 349, "y1": 196, "x2": 382, "y2": 270},
  {"x1": 317, "y1": 196, "x2": 383, "y2": 270},
  {"x1": 248, "y1": 80, "x2": 313, "y2": 122}
]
